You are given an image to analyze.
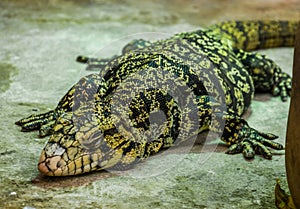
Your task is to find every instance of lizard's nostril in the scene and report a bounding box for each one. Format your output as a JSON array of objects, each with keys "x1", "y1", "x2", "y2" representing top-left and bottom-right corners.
[
  {"x1": 38, "y1": 161, "x2": 51, "y2": 175},
  {"x1": 38, "y1": 155, "x2": 63, "y2": 176}
]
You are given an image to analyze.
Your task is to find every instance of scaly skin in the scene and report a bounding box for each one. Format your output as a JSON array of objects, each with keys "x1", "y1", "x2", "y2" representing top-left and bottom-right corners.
[{"x1": 16, "y1": 20, "x2": 297, "y2": 176}]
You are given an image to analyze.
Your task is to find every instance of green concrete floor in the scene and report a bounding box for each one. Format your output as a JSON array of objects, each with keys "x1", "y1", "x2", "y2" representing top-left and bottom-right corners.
[{"x1": 0, "y1": 0, "x2": 299, "y2": 208}]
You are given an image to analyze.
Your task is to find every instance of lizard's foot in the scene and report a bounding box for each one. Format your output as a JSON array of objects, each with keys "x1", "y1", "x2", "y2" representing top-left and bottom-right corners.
[
  {"x1": 272, "y1": 72, "x2": 292, "y2": 102},
  {"x1": 225, "y1": 124, "x2": 284, "y2": 159},
  {"x1": 15, "y1": 110, "x2": 58, "y2": 137}
]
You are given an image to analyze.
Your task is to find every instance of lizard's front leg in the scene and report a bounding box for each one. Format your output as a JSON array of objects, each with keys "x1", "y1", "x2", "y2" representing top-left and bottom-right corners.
[
  {"x1": 76, "y1": 39, "x2": 152, "y2": 71},
  {"x1": 197, "y1": 95, "x2": 284, "y2": 159},
  {"x1": 15, "y1": 74, "x2": 104, "y2": 137},
  {"x1": 222, "y1": 109, "x2": 283, "y2": 159}
]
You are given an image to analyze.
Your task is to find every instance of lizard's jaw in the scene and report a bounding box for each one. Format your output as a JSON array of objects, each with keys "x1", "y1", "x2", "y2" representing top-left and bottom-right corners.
[
  {"x1": 37, "y1": 142, "x2": 84, "y2": 176},
  {"x1": 37, "y1": 146, "x2": 70, "y2": 176},
  {"x1": 38, "y1": 150, "x2": 95, "y2": 176},
  {"x1": 37, "y1": 142, "x2": 104, "y2": 176}
]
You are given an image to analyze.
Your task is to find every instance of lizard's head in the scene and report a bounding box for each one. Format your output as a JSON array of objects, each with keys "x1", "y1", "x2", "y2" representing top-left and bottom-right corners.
[
  {"x1": 38, "y1": 111, "x2": 96, "y2": 176},
  {"x1": 37, "y1": 109, "x2": 126, "y2": 176}
]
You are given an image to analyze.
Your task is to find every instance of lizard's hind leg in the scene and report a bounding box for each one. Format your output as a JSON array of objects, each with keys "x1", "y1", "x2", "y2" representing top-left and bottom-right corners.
[{"x1": 234, "y1": 49, "x2": 292, "y2": 101}]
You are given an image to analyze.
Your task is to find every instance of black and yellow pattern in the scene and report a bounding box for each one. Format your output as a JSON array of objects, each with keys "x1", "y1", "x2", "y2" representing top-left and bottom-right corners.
[{"x1": 16, "y1": 20, "x2": 298, "y2": 176}]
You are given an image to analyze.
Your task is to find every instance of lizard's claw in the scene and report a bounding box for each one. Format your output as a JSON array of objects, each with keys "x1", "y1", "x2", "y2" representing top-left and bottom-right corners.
[
  {"x1": 272, "y1": 72, "x2": 292, "y2": 102},
  {"x1": 226, "y1": 124, "x2": 284, "y2": 159},
  {"x1": 15, "y1": 110, "x2": 58, "y2": 137}
]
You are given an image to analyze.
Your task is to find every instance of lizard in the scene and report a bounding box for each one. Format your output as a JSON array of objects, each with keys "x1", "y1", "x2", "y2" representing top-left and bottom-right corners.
[{"x1": 15, "y1": 20, "x2": 298, "y2": 176}]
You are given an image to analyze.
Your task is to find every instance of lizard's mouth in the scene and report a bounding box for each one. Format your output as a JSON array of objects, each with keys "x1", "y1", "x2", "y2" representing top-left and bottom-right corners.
[
  {"x1": 37, "y1": 143, "x2": 102, "y2": 176},
  {"x1": 37, "y1": 138, "x2": 141, "y2": 176}
]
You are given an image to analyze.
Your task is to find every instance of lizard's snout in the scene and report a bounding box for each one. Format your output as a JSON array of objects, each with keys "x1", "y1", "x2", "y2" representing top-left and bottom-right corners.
[
  {"x1": 38, "y1": 155, "x2": 62, "y2": 176},
  {"x1": 37, "y1": 143, "x2": 67, "y2": 176},
  {"x1": 38, "y1": 150, "x2": 66, "y2": 176}
]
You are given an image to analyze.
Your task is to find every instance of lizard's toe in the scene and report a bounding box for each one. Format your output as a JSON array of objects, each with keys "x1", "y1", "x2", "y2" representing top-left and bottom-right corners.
[{"x1": 226, "y1": 124, "x2": 283, "y2": 159}]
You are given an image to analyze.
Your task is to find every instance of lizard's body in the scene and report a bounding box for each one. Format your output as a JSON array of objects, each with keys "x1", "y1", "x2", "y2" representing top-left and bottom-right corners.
[{"x1": 16, "y1": 20, "x2": 297, "y2": 176}]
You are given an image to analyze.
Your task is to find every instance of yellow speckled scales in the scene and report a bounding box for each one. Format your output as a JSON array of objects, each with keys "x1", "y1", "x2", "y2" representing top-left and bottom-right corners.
[
  {"x1": 210, "y1": 20, "x2": 297, "y2": 50},
  {"x1": 16, "y1": 20, "x2": 298, "y2": 176}
]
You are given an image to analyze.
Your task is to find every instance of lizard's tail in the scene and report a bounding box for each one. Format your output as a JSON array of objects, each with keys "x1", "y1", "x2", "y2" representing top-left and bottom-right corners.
[{"x1": 209, "y1": 20, "x2": 299, "y2": 51}]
